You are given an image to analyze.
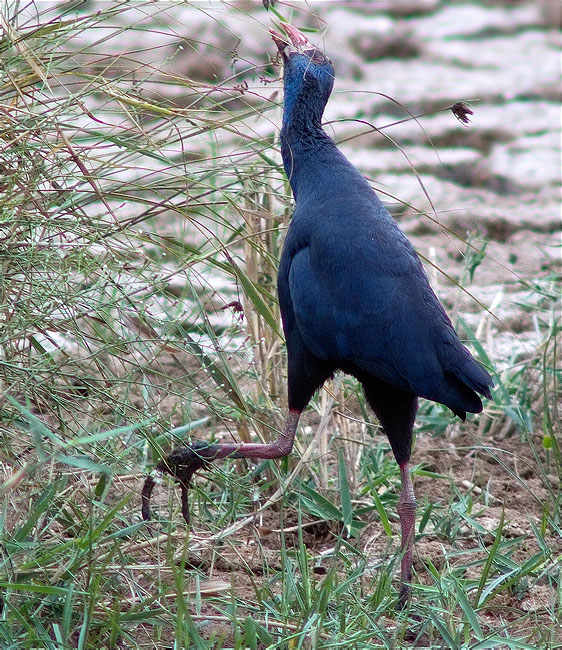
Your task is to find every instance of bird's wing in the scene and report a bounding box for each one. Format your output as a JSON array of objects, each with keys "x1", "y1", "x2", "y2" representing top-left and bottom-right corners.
[{"x1": 282, "y1": 196, "x2": 481, "y2": 405}]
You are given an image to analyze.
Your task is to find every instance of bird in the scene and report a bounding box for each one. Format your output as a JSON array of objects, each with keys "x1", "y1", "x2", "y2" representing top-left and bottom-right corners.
[{"x1": 142, "y1": 22, "x2": 494, "y2": 608}]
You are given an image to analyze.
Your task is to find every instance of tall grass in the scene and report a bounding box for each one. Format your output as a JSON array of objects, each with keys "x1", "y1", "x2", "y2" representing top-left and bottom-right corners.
[{"x1": 0, "y1": 2, "x2": 559, "y2": 648}]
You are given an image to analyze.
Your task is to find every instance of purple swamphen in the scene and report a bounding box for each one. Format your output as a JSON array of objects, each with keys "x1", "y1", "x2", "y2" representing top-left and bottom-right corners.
[{"x1": 142, "y1": 23, "x2": 494, "y2": 607}]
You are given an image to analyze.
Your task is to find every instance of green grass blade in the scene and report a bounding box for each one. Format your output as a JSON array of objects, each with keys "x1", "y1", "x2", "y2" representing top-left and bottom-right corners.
[
  {"x1": 371, "y1": 489, "x2": 392, "y2": 538},
  {"x1": 338, "y1": 448, "x2": 353, "y2": 536},
  {"x1": 299, "y1": 484, "x2": 342, "y2": 522},
  {"x1": 451, "y1": 576, "x2": 483, "y2": 640},
  {"x1": 474, "y1": 508, "x2": 505, "y2": 607}
]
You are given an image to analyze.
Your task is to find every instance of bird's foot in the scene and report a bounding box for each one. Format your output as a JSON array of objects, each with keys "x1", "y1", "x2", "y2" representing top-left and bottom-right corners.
[
  {"x1": 397, "y1": 582, "x2": 411, "y2": 610},
  {"x1": 141, "y1": 441, "x2": 219, "y2": 524}
]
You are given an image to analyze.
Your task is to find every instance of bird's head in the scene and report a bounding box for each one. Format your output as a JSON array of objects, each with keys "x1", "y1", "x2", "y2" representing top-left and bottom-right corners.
[{"x1": 270, "y1": 23, "x2": 334, "y2": 129}]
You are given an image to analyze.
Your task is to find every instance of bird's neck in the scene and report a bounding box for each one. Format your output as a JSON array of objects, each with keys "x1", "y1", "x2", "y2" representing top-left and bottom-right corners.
[
  {"x1": 280, "y1": 84, "x2": 364, "y2": 201},
  {"x1": 281, "y1": 120, "x2": 356, "y2": 201},
  {"x1": 280, "y1": 80, "x2": 333, "y2": 191},
  {"x1": 280, "y1": 120, "x2": 334, "y2": 196}
]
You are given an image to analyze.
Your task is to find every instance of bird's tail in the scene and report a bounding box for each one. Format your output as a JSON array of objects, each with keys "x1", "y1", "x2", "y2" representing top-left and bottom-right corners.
[
  {"x1": 458, "y1": 355, "x2": 494, "y2": 400},
  {"x1": 444, "y1": 355, "x2": 494, "y2": 419}
]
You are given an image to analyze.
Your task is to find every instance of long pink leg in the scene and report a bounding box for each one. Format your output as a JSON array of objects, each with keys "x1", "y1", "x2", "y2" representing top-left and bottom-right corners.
[
  {"x1": 397, "y1": 461, "x2": 417, "y2": 607},
  {"x1": 201, "y1": 410, "x2": 301, "y2": 461}
]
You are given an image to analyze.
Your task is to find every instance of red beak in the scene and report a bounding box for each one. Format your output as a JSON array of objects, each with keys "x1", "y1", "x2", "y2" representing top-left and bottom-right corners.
[{"x1": 270, "y1": 22, "x2": 310, "y2": 54}]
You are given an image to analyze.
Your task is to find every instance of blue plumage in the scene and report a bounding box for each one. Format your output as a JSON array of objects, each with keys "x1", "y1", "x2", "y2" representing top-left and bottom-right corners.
[{"x1": 276, "y1": 34, "x2": 493, "y2": 434}]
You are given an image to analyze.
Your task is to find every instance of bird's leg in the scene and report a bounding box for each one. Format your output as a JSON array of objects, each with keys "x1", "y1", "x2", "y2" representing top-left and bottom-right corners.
[
  {"x1": 142, "y1": 410, "x2": 301, "y2": 522},
  {"x1": 397, "y1": 461, "x2": 417, "y2": 608},
  {"x1": 200, "y1": 409, "x2": 301, "y2": 461}
]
